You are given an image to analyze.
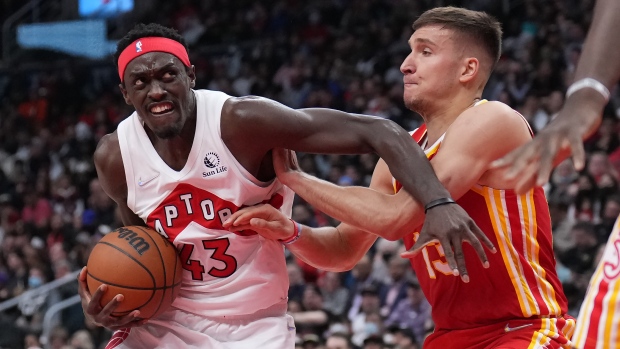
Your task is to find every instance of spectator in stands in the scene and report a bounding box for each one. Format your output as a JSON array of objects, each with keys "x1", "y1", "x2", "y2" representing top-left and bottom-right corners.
[{"x1": 385, "y1": 280, "x2": 431, "y2": 344}]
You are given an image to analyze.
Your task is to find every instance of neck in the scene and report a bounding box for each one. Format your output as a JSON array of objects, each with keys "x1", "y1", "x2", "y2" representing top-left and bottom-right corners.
[{"x1": 421, "y1": 94, "x2": 480, "y2": 147}]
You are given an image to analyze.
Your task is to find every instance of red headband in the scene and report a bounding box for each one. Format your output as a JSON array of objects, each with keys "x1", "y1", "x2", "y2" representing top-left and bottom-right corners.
[{"x1": 117, "y1": 37, "x2": 191, "y2": 82}]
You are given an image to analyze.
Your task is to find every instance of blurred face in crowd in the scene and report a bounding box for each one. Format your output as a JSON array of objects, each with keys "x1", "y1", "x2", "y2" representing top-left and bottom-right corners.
[
  {"x1": 407, "y1": 284, "x2": 425, "y2": 306},
  {"x1": 302, "y1": 286, "x2": 323, "y2": 310},
  {"x1": 388, "y1": 256, "x2": 408, "y2": 282},
  {"x1": 326, "y1": 336, "x2": 351, "y2": 349},
  {"x1": 353, "y1": 255, "x2": 372, "y2": 280},
  {"x1": 401, "y1": 26, "x2": 467, "y2": 115},
  {"x1": 120, "y1": 52, "x2": 196, "y2": 139},
  {"x1": 587, "y1": 153, "x2": 608, "y2": 178},
  {"x1": 287, "y1": 263, "x2": 304, "y2": 285}
]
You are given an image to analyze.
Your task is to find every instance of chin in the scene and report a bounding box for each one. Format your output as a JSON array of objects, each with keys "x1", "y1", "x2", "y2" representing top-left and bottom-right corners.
[{"x1": 154, "y1": 126, "x2": 183, "y2": 139}]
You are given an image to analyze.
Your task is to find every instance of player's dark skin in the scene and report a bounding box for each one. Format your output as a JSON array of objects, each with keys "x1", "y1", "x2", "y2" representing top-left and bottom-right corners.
[{"x1": 78, "y1": 51, "x2": 494, "y2": 330}]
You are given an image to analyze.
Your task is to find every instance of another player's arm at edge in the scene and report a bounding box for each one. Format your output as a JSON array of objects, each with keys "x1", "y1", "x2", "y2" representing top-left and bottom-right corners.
[
  {"x1": 247, "y1": 102, "x2": 527, "y2": 271},
  {"x1": 93, "y1": 131, "x2": 148, "y2": 227}
]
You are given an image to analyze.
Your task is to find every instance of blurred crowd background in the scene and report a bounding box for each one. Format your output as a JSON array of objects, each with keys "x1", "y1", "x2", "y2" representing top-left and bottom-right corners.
[{"x1": 1, "y1": 0, "x2": 619, "y2": 348}]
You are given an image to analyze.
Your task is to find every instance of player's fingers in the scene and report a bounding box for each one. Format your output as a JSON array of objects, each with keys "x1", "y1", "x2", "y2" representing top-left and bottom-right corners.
[
  {"x1": 228, "y1": 223, "x2": 255, "y2": 232},
  {"x1": 77, "y1": 267, "x2": 90, "y2": 299},
  {"x1": 466, "y1": 231, "x2": 490, "y2": 269},
  {"x1": 570, "y1": 135, "x2": 587, "y2": 171},
  {"x1": 250, "y1": 217, "x2": 287, "y2": 231},
  {"x1": 501, "y1": 143, "x2": 538, "y2": 179},
  {"x1": 471, "y1": 221, "x2": 496, "y2": 254},
  {"x1": 288, "y1": 149, "x2": 300, "y2": 169},
  {"x1": 536, "y1": 138, "x2": 560, "y2": 187},
  {"x1": 98, "y1": 293, "x2": 124, "y2": 318},
  {"x1": 224, "y1": 205, "x2": 268, "y2": 227},
  {"x1": 514, "y1": 161, "x2": 540, "y2": 195},
  {"x1": 451, "y1": 237, "x2": 469, "y2": 283},
  {"x1": 85, "y1": 284, "x2": 108, "y2": 314},
  {"x1": 407, "y1": 234, "x2": 434, "y2": 256},
  {"x1": 110, "y1": 310, "x2": 142, "y2": 327},
  {"x1": 439, "y1": 238, "x2": 459, "y2": 277}
]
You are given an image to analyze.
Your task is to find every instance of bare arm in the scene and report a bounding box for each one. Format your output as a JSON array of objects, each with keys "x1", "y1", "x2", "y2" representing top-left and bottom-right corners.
[
  {"x1": 223, "y1": 156, "x2": 395, "y2": 271},
  {"x1": 93, "y1": 132, "x2": 146, "y2": 227},
  {"x1": 226, "y1": 103, "x2": 527, "y2": 275},
  {"x1": 276, "y1": 103, "x2": 526, "y2": 273},
  {"x1": 493, "y1": 0, "x2": 620, "y2": 192},
  {"x1": 223, "y1": 96, "x2": 451, "y2": 207},
  {"x1": 224, "y1": 97, "x2": 489, "y2": 275},
  {"x1": 77, "y1": 132, "x2": 147, "y2": 331}
]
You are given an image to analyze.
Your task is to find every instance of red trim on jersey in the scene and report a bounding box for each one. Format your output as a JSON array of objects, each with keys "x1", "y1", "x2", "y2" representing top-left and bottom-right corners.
[
  {"x1": 146, "y1": 183, "x2": 284, "y2": 242},
  {"x1": 584, "y1": 279, "x2": 609, "y2": 348},
  {"x1": 106, "y1": 328, "x2": 131, "y2": 349}
]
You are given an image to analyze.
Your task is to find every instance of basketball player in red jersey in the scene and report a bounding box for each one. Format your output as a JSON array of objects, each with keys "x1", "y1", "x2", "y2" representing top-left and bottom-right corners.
[
  {"x1": 76, "y1": 23, "x2": 489, "y2": 348},
  {"x1": 226, "y1": 7, "x2": 575, "y2": 348},
  {"x1": 493, "y1": 0, "x2": 620, "y2": 347}
]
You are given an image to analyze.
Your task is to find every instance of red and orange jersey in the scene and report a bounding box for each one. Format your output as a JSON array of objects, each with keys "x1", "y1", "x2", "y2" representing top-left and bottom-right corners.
[{"x1": 395, "y1": 124, "x2": 571, "y2": 334}]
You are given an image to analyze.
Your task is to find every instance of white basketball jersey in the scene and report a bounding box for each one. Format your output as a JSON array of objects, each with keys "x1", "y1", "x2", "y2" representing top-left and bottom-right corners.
[{"x1": 116, "y1": 89, "x2": 294, "y2": 318}]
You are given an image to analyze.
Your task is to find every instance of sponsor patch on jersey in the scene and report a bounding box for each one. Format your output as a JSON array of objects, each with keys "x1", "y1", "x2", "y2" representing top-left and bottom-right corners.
[{"x1": 203, "y1": 152, "x2": 228, "y2": 177}]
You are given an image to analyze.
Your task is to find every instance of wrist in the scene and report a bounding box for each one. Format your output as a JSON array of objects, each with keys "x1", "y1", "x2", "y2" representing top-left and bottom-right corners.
[
  {"x1": 280, "y1": 219, "x2": 303, "y2": 245},
  {"x1": 424, "y1": 197, "x2": 457, "y2": 213}
]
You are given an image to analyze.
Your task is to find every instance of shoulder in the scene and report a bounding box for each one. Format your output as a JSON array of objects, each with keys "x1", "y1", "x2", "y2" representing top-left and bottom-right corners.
[
  {"x1": 221, "y1": 95, "x2": 273, "y2": 121},
  {"x1": 453, "y1": 101, "x2": 527, "y2": 132},
  {"x1": 443, "y1": 101, "x2": 531, "y2": 158},
  {"x1": 94, "y1": 132, "x2": 127, "y2": 201},
  {"x1": 94, "y1": 132, "x2": 120, "y2": 164}
]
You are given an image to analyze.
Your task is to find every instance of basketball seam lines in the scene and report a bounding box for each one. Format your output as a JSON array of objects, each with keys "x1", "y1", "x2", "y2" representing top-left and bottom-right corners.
[
  {"x1": 135, "y1": 226, "x2": 167, "y2": 318},
  {"x1": 94, "y1": 241, "x2": 157, "y2": 310},
  {"x1": 86, "y1": 272, "x2": 183, "y2": 290}
]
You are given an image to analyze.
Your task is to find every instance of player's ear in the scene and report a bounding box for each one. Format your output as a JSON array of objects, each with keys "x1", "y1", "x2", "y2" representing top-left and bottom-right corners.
[
  {"x1": 187, "y1": 65, "x2": 196, "y2": 88},
  {"x1": 119, "y1": 83, "x2": 132, "y2": 105},
  {"x1": 459, "y1": 57, "x2": 479, "y2": 84}
]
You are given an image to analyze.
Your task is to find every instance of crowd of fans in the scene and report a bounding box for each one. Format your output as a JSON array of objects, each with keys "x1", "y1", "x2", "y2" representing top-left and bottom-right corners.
[{"x1": 1, "y1": 0, "x2": 619, "y2": 348}]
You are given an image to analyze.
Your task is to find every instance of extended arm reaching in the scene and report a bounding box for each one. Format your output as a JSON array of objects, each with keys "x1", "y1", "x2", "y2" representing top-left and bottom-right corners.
[{"x1": 493, "y1": 0, "x2": 620, "y2": 193}]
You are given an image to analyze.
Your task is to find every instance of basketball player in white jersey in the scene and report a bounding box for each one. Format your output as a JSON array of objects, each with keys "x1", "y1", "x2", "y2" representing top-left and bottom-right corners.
[
  {"x1": 76, "y1": 23, "x2": 491, "y2": 349},
  {"x1": 493, "y1": 0, "x2": 620, "y2": 347}
]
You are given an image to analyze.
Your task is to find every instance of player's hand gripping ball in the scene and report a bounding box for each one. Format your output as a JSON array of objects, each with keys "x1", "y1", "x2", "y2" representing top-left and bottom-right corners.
[{"x1": 86, "y1": 226, "x2": 182, "y2": 319}]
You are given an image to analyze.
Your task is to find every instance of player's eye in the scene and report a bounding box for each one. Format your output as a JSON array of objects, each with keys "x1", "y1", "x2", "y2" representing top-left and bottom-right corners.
[
  {"x1": 163, "y1": 72, "x2": 175, "y2": 80},
  {"x1": 422, "y1": 49, "x2": 432, "y2": 56},
  {"x1": 134, "y1": 78, "x2": 145, "y2": 87}
]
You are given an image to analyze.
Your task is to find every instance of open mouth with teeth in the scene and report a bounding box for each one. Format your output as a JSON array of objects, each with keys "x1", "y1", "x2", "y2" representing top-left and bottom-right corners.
[{"x1": 150, "y1": 102, "x2": 174, "y2": 115}]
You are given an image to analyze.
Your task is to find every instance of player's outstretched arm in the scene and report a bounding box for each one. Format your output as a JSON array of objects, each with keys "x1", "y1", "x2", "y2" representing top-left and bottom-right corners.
[
  {"x1": 492, "y1": 0, "x2": 620, "y2": 193},
  {"x1": 77, "y1": 132, "x2": 148, "y2": 330},
  {"x1": 222, "y1": 96, "x2": 487, "y2": 278},
  {"x1": 224, "y1": 204, "x2": 377, "y2": 272},
  {"x1": 254, "y1": 102, "x2": 527, "y2": 281}
]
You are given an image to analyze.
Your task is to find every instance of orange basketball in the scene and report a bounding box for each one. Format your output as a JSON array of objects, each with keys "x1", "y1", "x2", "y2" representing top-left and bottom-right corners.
[{"x1": 86, "y1": 226, "x2": 182, "y2": 319}]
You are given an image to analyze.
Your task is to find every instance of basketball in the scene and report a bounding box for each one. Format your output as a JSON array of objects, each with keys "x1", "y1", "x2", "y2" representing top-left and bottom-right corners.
[{"x1": 86, "y1": 226, "x2": 182, "y2": 319}]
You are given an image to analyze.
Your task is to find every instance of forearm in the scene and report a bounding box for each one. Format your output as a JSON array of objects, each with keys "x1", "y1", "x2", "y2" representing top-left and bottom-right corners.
[
  {"x1": 557, "y1": 0, "x2": 620, "y2": 137},
  {"x1": 367, "y1": 119, "x2": 450, "y2": 205},
  {"x1": 286, "y1": 172, "x2": 422, "y2": 240},
  {"x1": 287, "y1": 224, "x2": 376, "y2": 271},
  {"x1": 296, "y1": 109, "x2": 450, "y2": 205},
  {"x1": 574, "y1": 0, "x2": 620, "y2": 88}
]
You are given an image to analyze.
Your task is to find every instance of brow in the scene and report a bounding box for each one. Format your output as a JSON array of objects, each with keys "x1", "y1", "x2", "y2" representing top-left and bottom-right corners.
[
  {"x1": 410, "y1": 38, "x2": 437, "y2": 47},
  {"x1": 128, "y1": 62, "x2": 178, "y2": 77}
]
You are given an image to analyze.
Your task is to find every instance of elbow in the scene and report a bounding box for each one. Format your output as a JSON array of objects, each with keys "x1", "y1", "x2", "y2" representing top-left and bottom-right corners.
[
  {"x1": 371, "y1": 212, "x2": 408, "y2": 241},
  {"x1": 368, "y1": 118, "x2": 409, "y2": 148}
]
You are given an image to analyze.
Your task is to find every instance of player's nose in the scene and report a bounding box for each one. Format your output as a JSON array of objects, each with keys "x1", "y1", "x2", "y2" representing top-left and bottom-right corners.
[
  {"x1": 400, "y1": 53, "x2": 416, "y2": 75},
  {"x1": 147, "y1": 81, "x2": 167, "y2": 100}
]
